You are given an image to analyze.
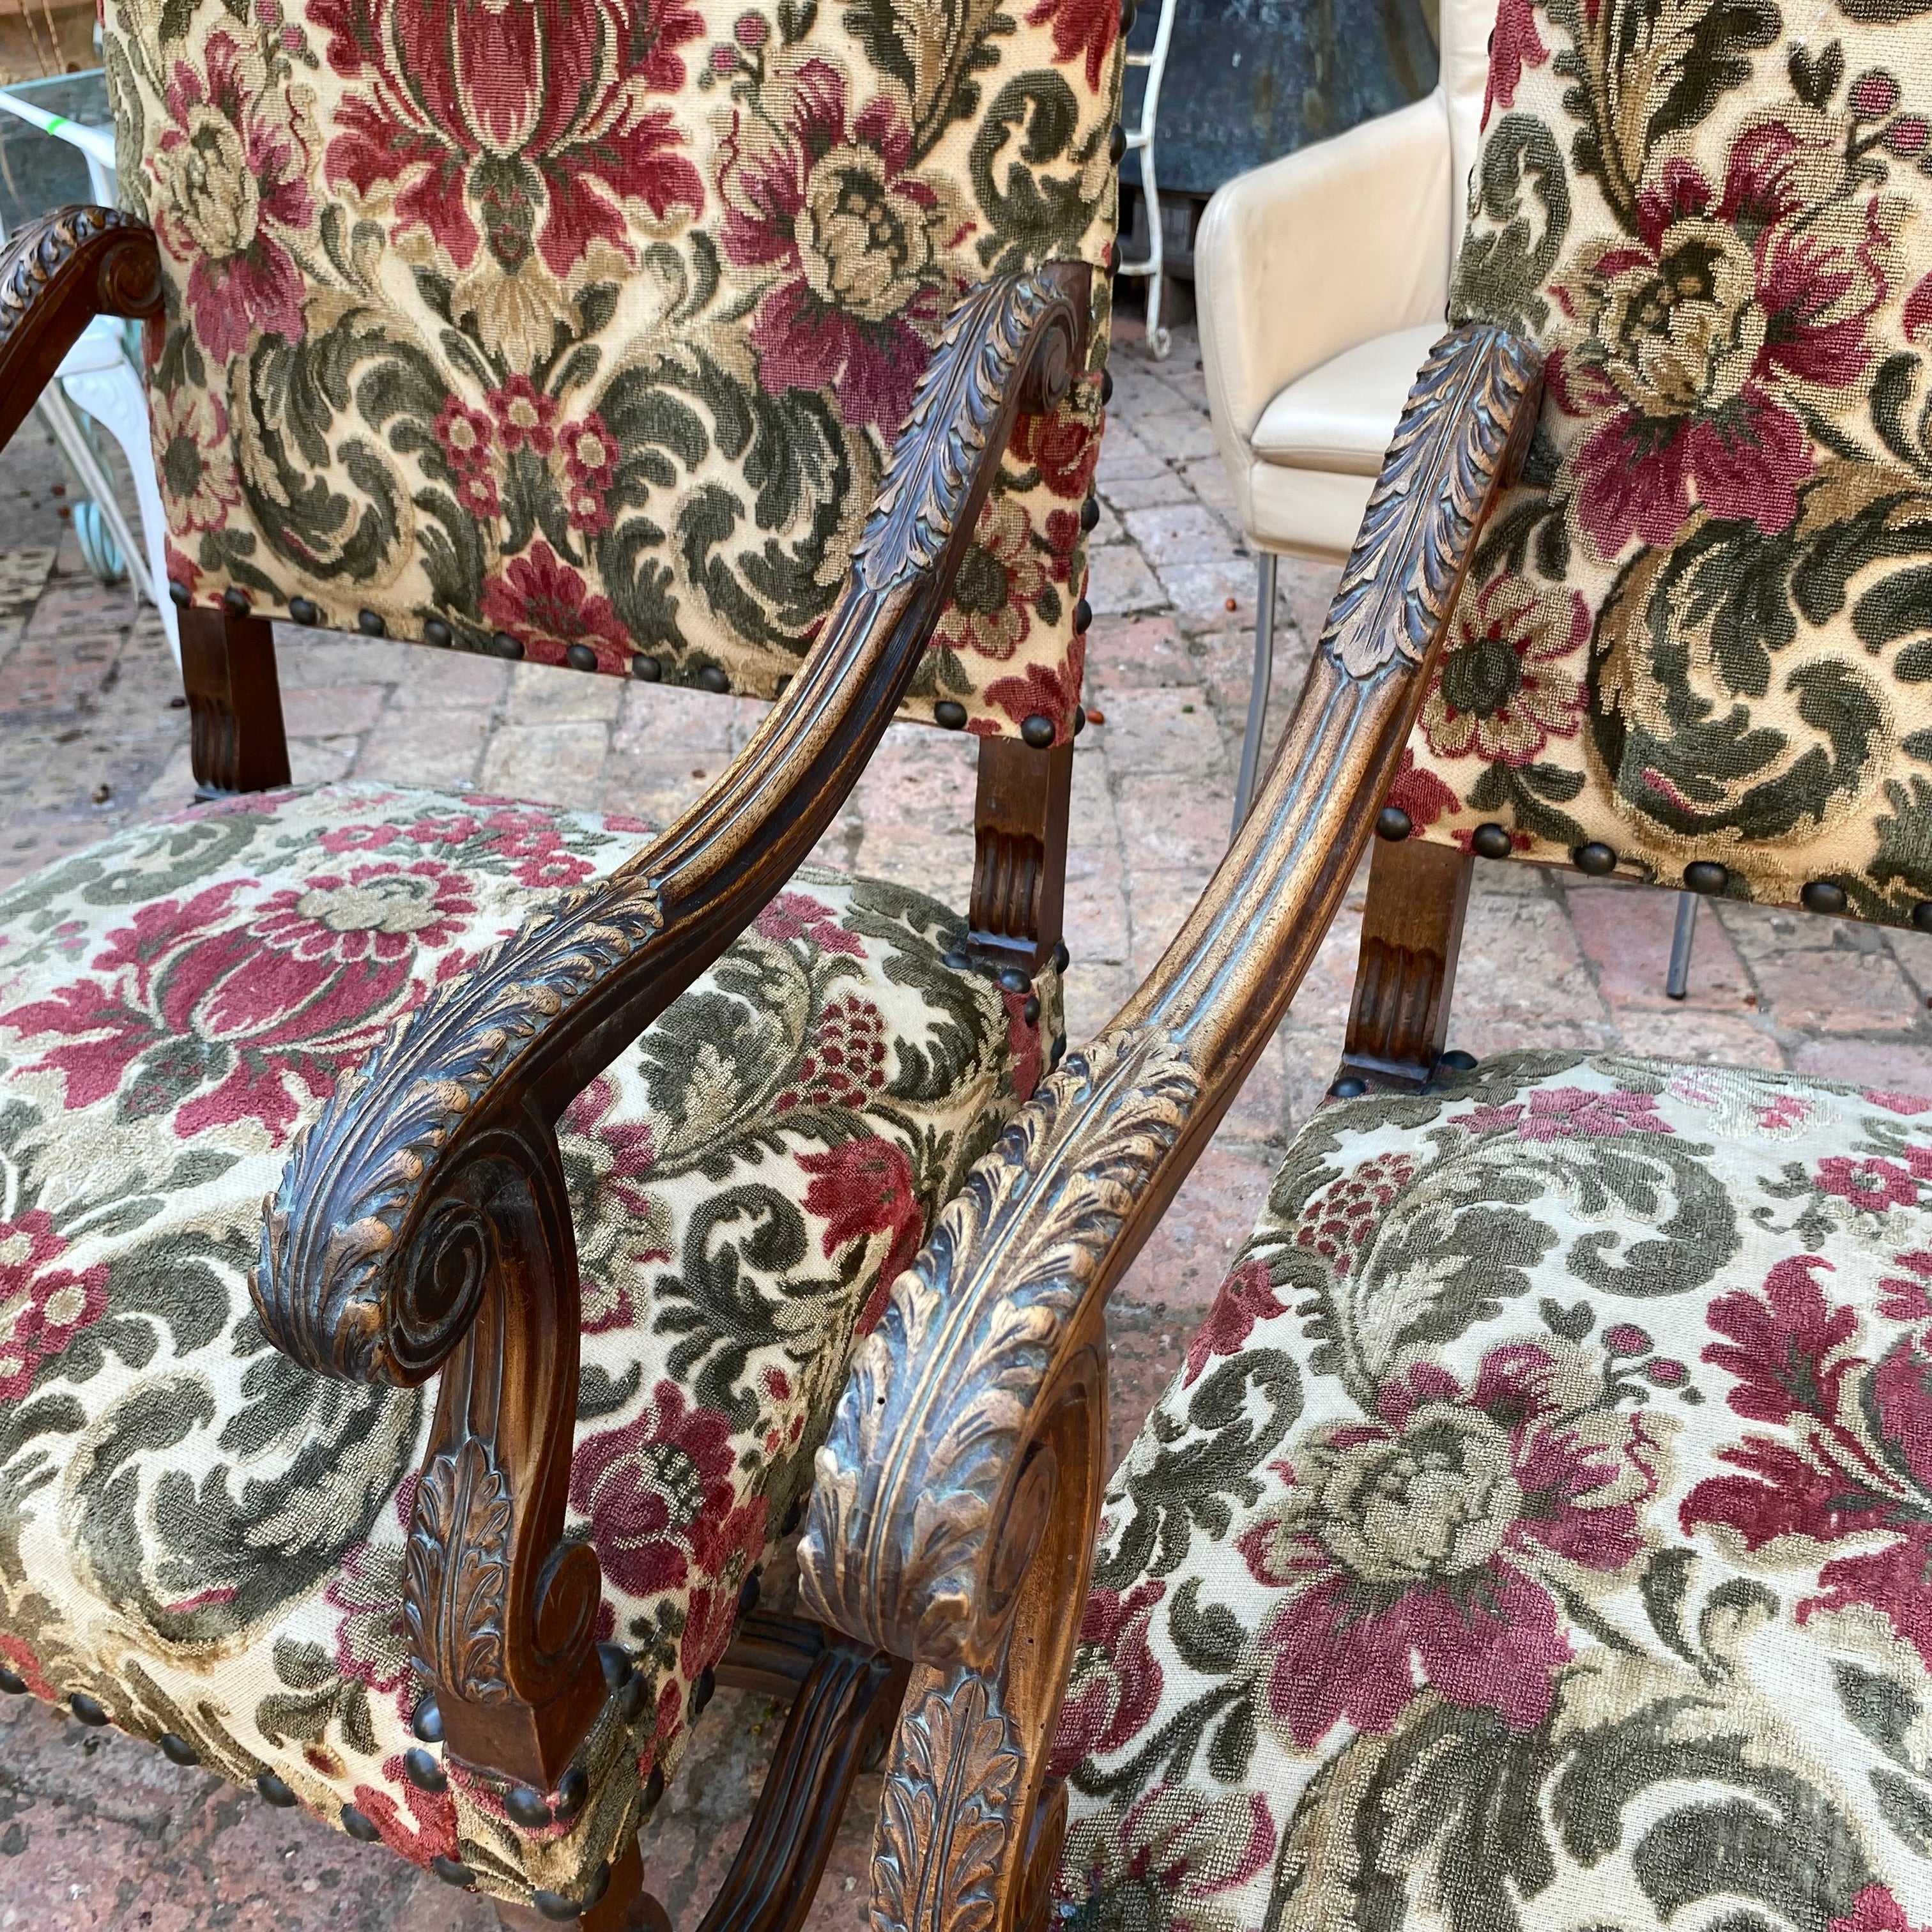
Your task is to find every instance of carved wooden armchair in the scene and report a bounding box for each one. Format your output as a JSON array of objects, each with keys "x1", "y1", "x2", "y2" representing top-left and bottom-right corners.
[
  {"x1": 799, "y1": 8, "x2": 1932, "y2": 1929},
  {"x1": 0, "y1": 0, "x2": 1123, "y2": 1921}
]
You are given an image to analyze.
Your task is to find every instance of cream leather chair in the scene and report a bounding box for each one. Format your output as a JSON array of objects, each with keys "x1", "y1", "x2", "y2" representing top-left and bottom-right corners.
[{"x1": 1196, "y1": 0, "x2": 1496, "y2": 826}]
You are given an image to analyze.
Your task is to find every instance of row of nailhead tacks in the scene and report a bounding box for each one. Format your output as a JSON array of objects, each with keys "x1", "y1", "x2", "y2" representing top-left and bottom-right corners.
[
  {"x1": 944, "y1": 937, "x2": 1071, "y2": 1075},
  {"x1": 1369, "y1": 802, "x2": 1932, "y2": 929},
  {"x1": 1324, "y1": 799, "x2": 1928, "y2": 1103},
  {"x1": 162, "y1": 383, "x2": 1116, "y2": 755}
]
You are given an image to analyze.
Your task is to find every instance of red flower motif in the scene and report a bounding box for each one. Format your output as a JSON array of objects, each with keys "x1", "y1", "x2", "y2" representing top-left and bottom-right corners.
[
  {"x1": 1836, "y1": 1889, "x2": 1932, "y2": 1932},
  {"x1": 488, "y1": 377, "x2": 557, "y2": 456},
  {"x1": 983, "y1": 632, "x2": 1087, "y2": 745},
  {"x1": 798, "y1": 1136, "x2": 923, "y2": 1332},
  {"x1": 1009, "y1": 408, "x2": 1101, "y2": 502},
  {"x1": 250, "y1": 861, "x2": 476, "y2": 964},
  {"x1": 1049, "y1": 1579, "x2": 1166, "y2": 1777},
  {"x1": 1879, "y1": 1252, "x2": 1932, "y2": 1324},
  {"x1": 151, "y1": 32, "x2": 314, "y2": 362},
  {"x1": 1384, "y1": 747, "x2": 1458, "y2": 833},
  {"x1": 560, "y1": 412, "x2": 619, "y2": 488},
  {"x1": 349, "y1": 1762, "x2": 458, "y2": 1867},
  {"x1": 770, "y1": 992, "x2": 889, "y2": 1113},
  {"x1": 1238, "y1": 1341, "x2": 1659, "y2": 1746},
  {"x1": 755, "y1": 891, "x2": 866, "y2": 957},
  {"x1": 1566, "y1": 121, "x2": 1888, "y2": 555},
  {"x1": 1, "y1": 873, "x2": 456, "y2": 1146},
  {"x1": 1290, "y1": 1149, "x2": 1418, "y2": 1276},
  {"x1": 718, "y1": 57, "x2": 966, "y2": 433},
  {"x1": 1024, "y1": 0, "x2": 1117, "y2": 93},
  {"x1": 569, "y1": 1381, "x2": 739, "y2": 1599},
  {"x1": 1867, "y1": 1090, "x2": 1932, "y2": 1117},
  {"x1": 314, "y1": 0, "x2": 703, "y2": 282},
  {"x1": 1480, "y1": 0, "x2": 1547, "y2": 130},
  {"x1": 481, "y1": 542, "x2": 631, "y2": 671},
  {"x1": 434, "y1": 397, "x2": 494, "y2": 475},
  {"x1": 1817, "y1": 1146, "x2": 1932, "y2": 1215},
  {"x1": 1684, "y1": 1255, "x2": 1932, "y2": 1671},
  {"x1": 457, "y1": 470, "x2": 502, "y2": 518},
  {"x1": 1183, "y1": 1258, "x2": 1287, "y2": 1387},
  {"x1": 1423, "y1": 573, "x2": 1588, "y2": 769},
  {"x1": 557, "y1": 411, "x2": 620, "y2": 534},
  {"x1": 0, "y1": 1210, "x2": 108, "y2": 1402},
  {"x1": 1515, "y1": 1085, "x2": 1674, "y2": 1142}
]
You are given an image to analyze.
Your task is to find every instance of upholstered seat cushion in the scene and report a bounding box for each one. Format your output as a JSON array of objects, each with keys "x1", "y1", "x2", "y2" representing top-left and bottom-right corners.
[
  {"x1": 1248, "y1": 325, "x2": 1442, "y2": 477},
  {"x1": 1055, "y1": 1051, "x2": 1932, "y2": 1932},
  {"x1": 0, "y1": 781, "x2": 1054, "y2": 1901}
]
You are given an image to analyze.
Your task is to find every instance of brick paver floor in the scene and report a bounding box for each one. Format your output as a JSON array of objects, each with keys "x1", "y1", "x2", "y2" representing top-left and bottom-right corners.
[{"x1": 4, "y1": 321, "x2": 1932, "y2": 1929}]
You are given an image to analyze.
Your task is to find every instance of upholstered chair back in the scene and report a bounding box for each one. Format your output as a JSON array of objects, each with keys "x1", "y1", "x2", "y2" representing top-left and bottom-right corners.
[
  {"x1": 1399, "y1": 0, "x2": 1932, "y2": 933},
  {"x1": 105, "y1": 0, "x2": 1119, "y2": 739}
]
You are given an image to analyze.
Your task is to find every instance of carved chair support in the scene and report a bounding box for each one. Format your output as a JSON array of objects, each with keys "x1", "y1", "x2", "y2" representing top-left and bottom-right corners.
[
  {"x1": 180, "y1": 606, "x2": 293, "y2": 797},
  {"x1": 969, "y1": 738, "x2": 1075, "y2": 972},
  {"x1": 247, "y1": 264, "x2": 1092, "y2": 1919},
  {"x1": 1339, "y1": 834, "x2": 1476, "y2": 1089},
  {"x1": 797, "y1": 323, "x2": 1545, "y2": 1932},
  {"x1": 0, "y1": 207, "x2": 163, "y2": 455}
]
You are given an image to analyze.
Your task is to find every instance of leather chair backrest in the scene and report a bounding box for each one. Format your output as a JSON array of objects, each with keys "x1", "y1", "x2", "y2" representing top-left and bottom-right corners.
[
  {"x1": 1402, "y1": 0, "x2": 1932, "y2": 934},
  {"x1": 105, "y1": 0, "x2": 1121, "y2": 739},
  {"x1": 1439, "y1": 0, "x2": 1496, "y2": 254}
]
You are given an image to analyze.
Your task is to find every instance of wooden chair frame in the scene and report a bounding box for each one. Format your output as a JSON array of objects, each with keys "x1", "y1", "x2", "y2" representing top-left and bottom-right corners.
[
  {"x1": 0, "y1": 203, "x2": 1100, "y2": 1932},
  {"x1": 796, "y1": 321, "x2": 1547, "y2": 1932}
]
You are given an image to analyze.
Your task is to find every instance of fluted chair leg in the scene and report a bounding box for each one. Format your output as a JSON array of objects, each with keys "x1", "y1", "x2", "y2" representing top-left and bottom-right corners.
[{"x1": 1231, "y1": 549, "x2": 1277, "y2": 836}]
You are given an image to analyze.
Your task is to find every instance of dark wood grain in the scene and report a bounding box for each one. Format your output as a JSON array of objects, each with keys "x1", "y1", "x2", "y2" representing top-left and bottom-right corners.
[
  {"x1": 797, "y1": 323, "x2": 1545, "y2": 1932},
  {"x1": 179, "y1": 607, "x2": 293, "y2": 797},
  {"x1": 236, "y1": 264, "x2": 1091, "y2": 1928},
  {"x1": 693, "y1": 1639, "x2": 908, "y2": 1932},
  {"x1": 968, "y1": 739, "x2": 1073, "y2": 971},
  {"x1": 1340, "y1": 835, "x2": 1476, "y2": 1088},
  {"x1": 0, "y1": 206, "x2": 161, "y2": 455}
]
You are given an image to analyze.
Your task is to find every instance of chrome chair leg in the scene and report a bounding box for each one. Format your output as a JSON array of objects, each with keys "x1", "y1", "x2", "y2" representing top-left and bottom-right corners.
[
  {"x1": 1666, "y1": 891, "x2": 1698, "y2": 1000},
  {"x1": 1232, "y1": 551, "x2": 1277, "y2": 837}
]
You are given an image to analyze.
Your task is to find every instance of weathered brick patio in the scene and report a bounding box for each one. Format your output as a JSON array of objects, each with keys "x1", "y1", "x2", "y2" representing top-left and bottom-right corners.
[{"x1": 4, "y1": 321, "x2": 1932, "y2": 1929}]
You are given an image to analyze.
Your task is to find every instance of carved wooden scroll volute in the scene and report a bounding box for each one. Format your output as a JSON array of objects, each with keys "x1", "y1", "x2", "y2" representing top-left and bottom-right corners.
[{"x1": 0, "y1": 207, "x2": 162, "y2": 454}]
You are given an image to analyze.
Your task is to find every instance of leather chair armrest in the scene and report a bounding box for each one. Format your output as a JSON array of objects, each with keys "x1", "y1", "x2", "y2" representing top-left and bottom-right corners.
[{"x1": 1195, "y1": 94, "x2": 1455, "y2": 530}]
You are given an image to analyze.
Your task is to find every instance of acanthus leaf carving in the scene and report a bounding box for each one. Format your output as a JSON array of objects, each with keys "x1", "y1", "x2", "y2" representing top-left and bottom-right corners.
[
  {"x1": 406, "y1": 1434, "x2": 513, "y2": 1706},
  {"x1": 1319, "y1": 323, "x2": 1544, "y2": 680},
  {"x1": 257, "y1": 882, "x2": 664, "y2": 1386},
  {"x1": 799, "y1": 1024, "x2": 1197, "y2": 1667},
  {"x1": 854, "y1": 270, "x2": 1082, "y2": 592},
  {"x1": 254, "y1": 270, "x2": 1089, "y2": 1397},
  {"x1": 873, "y1": 1670, "x2": 1024, "y2": 1932},
  {"x1": 0, "y1": 204, "x2": 162, "y2": 349}
]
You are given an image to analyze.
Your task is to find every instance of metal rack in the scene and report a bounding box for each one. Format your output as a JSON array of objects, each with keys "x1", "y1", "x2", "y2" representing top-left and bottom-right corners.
[{"x1": 1116, "y1": 0, "x2": 1181, "y2": 359}]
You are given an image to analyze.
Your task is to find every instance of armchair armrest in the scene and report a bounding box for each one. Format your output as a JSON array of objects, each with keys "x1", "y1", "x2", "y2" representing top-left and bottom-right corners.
[
  {"x1": 247, "y1": 264, "x2": 1089, "y2": 1802},
  {"x1": 1195, "y1": 95, "x2": 1453, "y2": 507},
  {"x1": 796, "y1": 321, "x2": 1542, "y2": 1932},
  {"x1": 0, "y1": 207, "x2": 162, "y2": 453}
]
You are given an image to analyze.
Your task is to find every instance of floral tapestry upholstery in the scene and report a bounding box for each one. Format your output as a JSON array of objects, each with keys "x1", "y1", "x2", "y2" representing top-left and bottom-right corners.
[
  {"x1": 1055, "y1": 1051, "x2": 1932, "y2": 1932},
  {"x1": 0, "y1": 781, "x2": 1058, "y2": 1907},
  {"x1": 106, "y1": 0, "x2": 1120, "y2": 742},
  {"x1": 1389, "y1": 0, "x2": 1932, "y2": 928}
]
